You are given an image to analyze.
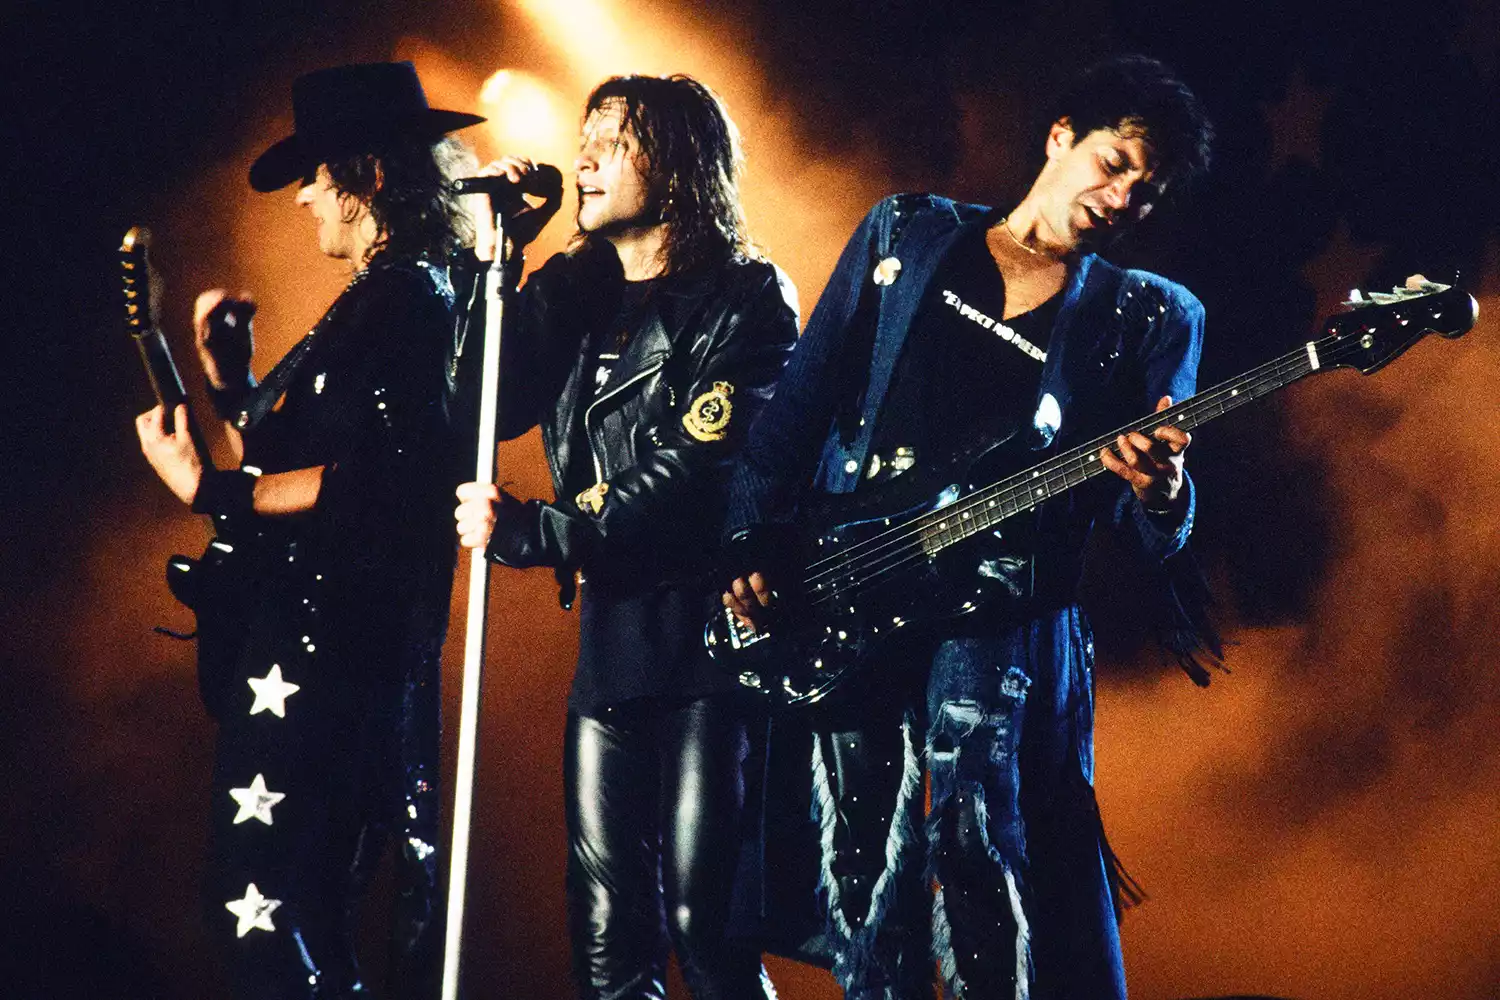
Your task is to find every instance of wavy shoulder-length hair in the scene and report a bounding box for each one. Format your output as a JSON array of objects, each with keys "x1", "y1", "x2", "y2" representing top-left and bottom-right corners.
[
  {"x1": 579, "y1": 74, "x2": 752, "y2": 274},
  {"x1": 324, "y1": 135, "x2": 476, "y2": 264}
]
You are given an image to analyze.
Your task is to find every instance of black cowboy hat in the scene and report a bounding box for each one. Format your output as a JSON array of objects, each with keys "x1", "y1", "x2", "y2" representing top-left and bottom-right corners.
[{"x1": 249, "y1": 61, "x2": 485, "y2": 192}]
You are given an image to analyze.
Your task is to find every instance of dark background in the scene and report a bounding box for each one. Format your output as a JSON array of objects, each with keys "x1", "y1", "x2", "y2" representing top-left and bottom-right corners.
[{"x1": 5, "y1": 1, "x2": 1499, "y2": 997}]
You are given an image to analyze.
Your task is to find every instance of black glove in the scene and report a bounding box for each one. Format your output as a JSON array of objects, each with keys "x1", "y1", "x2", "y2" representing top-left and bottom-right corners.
[
  {"x1": 483, "y1": 491, "x2": 546, "y2": 568},
  {"x1": 497, "y1": 196, "x2": 561, "y2": 251},
  {"x1": 203, "y1": 298, "x2": 255, "y2": 387}
]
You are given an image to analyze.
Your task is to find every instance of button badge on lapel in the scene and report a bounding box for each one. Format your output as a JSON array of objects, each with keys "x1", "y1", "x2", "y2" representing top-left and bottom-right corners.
[{"x1": 873, "y1": 257, "x2": 902, "y2": 286}]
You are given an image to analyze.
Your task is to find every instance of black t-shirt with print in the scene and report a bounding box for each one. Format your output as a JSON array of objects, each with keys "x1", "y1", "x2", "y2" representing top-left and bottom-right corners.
[{"x1": 867, "y1": 223, "x2": 1061, "y2": 482}]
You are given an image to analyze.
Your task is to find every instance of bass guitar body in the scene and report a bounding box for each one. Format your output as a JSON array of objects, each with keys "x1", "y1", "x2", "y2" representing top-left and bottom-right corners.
[{"x1": 707, "y1": 437, "x2": 1038, "y2": 707}]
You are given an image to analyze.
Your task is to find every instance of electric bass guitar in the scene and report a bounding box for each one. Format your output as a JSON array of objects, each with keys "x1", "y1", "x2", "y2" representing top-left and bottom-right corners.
[
  {"x1": 120, "y1": 226, "x2": 237, "y2": 612},
  {"x1": 705, "y1": 280, "x2": 1478, "y2": 708}
]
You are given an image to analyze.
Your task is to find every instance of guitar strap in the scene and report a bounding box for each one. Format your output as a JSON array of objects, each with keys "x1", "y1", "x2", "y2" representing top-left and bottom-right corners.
[
  {"x1": 230, "y1": 258, "x2": 445, "y2": 433},
  {"x1": 835, "y1": 194, "x2": 926, "y2": 445},
  {"x1": 229, "y1": 332, "x2": 318, "y2": 432}
]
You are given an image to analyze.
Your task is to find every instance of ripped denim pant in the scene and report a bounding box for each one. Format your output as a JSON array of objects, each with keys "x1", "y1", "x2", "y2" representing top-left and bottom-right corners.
[{"x1": 813, "y1": 624, "x2": 1126, "y2": 1000}]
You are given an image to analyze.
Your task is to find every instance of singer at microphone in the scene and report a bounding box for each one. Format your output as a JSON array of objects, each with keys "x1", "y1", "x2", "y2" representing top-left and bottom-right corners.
[{"x1": 451, "y1": 77, "x2": 799, "y2": 1000}]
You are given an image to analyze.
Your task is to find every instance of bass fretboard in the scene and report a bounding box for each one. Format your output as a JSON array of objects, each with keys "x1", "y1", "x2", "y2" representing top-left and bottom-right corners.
[{"x1": 912, "y1": 337, "x2": 1332, "y2": 554}]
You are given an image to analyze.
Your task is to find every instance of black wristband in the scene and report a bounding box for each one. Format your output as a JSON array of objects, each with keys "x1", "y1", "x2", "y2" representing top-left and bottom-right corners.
[
  {"x1": 1140, "y1": 494, "x2": 1186, "y2": 524},
  {"x1": 191, "y1": 468, "x2": 257, "y2": 517}
]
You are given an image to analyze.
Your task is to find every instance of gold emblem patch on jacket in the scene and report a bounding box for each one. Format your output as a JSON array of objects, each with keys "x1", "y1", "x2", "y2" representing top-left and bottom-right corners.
[
  {"x1": 682, "y1": 381, "x2": 735, "y2": 442},
  {"x1": 575, "y1": 481, "x2": 609, "y2": 515}
]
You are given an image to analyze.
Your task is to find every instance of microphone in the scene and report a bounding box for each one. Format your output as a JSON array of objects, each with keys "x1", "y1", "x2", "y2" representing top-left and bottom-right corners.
[{"x1": 452, "y1": 164, "x2": 564, "y2": 201}]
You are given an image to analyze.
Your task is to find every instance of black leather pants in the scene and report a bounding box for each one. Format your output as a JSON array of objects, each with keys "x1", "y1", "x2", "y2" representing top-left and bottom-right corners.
[{"x1": 564, "y1": 696, "x2": 770, "y2": 1000}]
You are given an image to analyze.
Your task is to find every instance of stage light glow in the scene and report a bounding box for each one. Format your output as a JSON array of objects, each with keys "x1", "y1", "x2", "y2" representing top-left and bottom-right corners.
[
  {"x1": 479, "y1": 69, "x2": 571, "y2": 152},
  {"x1": 513, "y1": 0, "x2": 639, "y2": 77}
]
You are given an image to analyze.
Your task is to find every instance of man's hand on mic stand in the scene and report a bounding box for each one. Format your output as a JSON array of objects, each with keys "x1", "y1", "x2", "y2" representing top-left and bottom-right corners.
[{"x1": 466, "y1": 156, "x2": 562, "y2": 261}]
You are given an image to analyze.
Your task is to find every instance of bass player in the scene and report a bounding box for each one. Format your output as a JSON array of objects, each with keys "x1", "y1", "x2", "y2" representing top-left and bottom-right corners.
[{"x1": 721, "y1": 55, "x2": 1213, "y2": 1000}]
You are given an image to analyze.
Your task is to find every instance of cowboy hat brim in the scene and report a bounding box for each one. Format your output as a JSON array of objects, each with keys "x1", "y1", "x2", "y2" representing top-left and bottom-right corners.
[{"x1": 249, "y1": 108, "x2": 486, "y2": 192}]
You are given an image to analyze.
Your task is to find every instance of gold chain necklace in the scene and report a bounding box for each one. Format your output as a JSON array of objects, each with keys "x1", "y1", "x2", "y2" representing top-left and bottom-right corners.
[{"x1": 995, "y1": 216, "x2": 1040, "y2": 256}]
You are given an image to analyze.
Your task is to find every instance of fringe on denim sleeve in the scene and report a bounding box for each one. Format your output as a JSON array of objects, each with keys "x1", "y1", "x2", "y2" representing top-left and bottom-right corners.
[
  {"x1": 1076, "y1": 775, "x2": 1149, "y2": 921},
  {"x1": 1155, "y1": 541, "x2": 1228, "y2": 687},
  {"x1": 1101, "y1": 824, "x2": 1149, "y2": 919}
]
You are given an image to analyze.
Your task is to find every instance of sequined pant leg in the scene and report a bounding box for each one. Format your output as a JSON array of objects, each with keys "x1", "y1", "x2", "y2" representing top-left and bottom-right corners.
[
  {"x1": 814, "y1": 702, "x2": 933, "y2": 1000},
  {"x1": 205, "y1": 724, "x2": 378, "y2": 1000},
  {"x1": 925, "y1": 644, "x2": 1032, "y2": 1000},
  {"x1": 925, "y1": 632, "x2": 1126, "y2": 1000},
  {"x1": 389, "y1": 672, "x2": 443, "y2": 1000}
]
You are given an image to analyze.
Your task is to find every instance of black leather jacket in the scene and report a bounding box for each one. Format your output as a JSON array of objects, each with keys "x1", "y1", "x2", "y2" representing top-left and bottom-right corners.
[{"x1": 454, "y1": 240, "x2": 799, "y2": 595}]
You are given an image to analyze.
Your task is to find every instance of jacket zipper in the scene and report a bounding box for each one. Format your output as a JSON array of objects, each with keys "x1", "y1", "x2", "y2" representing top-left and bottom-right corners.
[{"x1": 582, "y1": 359, "x2": 666, "y2": 484}]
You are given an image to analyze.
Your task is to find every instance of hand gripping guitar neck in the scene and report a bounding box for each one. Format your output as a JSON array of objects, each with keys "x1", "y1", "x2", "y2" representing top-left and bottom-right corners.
[{"x1": 120, "y1": 226, "x2": 236, "y2": 614}]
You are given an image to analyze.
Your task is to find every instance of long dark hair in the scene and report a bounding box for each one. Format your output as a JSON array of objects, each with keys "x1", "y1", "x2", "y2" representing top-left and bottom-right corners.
[
  {"x1": 580, "y1": 74, "x2": 751, "y2": 274},
  {"x1": 324, "y1": 135, "x2": 475, "y2": 264}
]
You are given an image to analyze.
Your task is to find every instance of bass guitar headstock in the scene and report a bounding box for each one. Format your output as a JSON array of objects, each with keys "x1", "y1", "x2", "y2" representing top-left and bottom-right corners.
[
  {"x1": 119, "y1": 226, "x2": 163, "y2": 339},
  {"x1": 1322, "y1": 276, "x2": 1477, "y2": 376}
]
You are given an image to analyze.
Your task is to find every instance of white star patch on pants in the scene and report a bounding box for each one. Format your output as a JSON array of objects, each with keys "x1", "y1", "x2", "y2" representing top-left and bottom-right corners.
[
  {"x1": 247, "y1": 664, "x2": 301, "y2": 718},
  {"x1": 225, "y1": 882, "x2": 282, "y2": 937},
  {"x1": 228, "y1": 773, "x2": 286, "y2": 826}
]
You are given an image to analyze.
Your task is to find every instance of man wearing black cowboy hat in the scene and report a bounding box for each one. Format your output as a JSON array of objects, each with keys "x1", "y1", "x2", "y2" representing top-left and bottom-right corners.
[{"x1": 136, "y1": 61, "x2": 481, "y2": 999}]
